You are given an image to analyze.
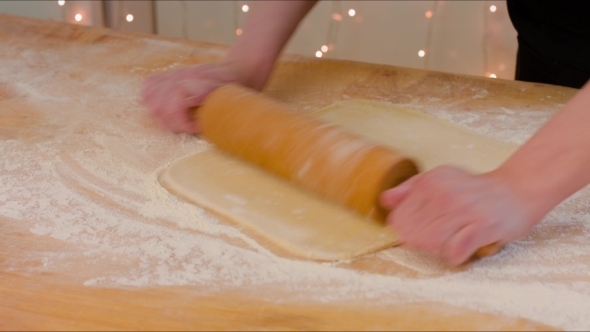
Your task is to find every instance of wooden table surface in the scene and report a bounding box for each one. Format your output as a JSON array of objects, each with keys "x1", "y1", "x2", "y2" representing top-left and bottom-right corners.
[{"x1": 1, "y1": 14, "x2": 587, "y2": 331}]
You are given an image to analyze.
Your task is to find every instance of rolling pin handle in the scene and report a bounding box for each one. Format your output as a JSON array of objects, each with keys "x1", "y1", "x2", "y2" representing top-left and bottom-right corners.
[{"x1": 473, "y1": 242, "x2": 502, "y2": 258}]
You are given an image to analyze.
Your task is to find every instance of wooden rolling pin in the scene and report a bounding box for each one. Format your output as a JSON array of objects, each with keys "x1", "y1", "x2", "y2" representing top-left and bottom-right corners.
[
  {"x1": 198, "y1": 84, "x2": 418, "y2": 222},
  {"x1": 197, "y1": 84, "x2": 500, "y2": 259}
]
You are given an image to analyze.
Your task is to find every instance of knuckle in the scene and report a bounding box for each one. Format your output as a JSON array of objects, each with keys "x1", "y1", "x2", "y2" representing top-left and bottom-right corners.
[
  {"x1": 422, "y1": 168, "x2": 450, "y2": 184},
  {"x1": 431, "y1": 165, "x2": 455, "y2": 175},
  {"x1": 442, "y1": 248, "x2": 461, "y2": 266},
  {"x1": 391, "y1": 210, "x2": 414, "y2": 233},
  {"x1": 448, "y1": 237, "x2": 474, "y2": 264},
  {"x1": 385, "y1": 211, "x2": 397, "y2": 228},
  {"x1": 418, "y1": 173, "x2": 439, "y2": 190},
  {"x1": 423, "y1": 235, "x2": 444, "y2": 252},
  {"x1": 401, "y1": 237, "x2": 418, "y2": 250},
  {"x1": 173, "y1": 80, "x2": 186, "y2": 91},
  {"x1": 394, "y1": 223, "x2": 412, "y2": 241}
]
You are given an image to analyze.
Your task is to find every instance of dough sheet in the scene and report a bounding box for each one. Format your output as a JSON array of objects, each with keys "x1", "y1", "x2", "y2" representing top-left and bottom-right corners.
[{"x1": 159, "y1": 100, "x2": 517, "y2": 260}]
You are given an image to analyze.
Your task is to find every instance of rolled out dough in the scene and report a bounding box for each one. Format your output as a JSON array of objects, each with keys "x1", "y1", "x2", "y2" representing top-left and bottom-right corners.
[{"x1": 159, "y1": 100, "x2": 517, "y2": 261}]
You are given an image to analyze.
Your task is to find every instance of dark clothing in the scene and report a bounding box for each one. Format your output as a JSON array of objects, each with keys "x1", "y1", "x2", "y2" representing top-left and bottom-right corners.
[{"x1": 506, "y1": 1, "x2": 590, "y2": 88}]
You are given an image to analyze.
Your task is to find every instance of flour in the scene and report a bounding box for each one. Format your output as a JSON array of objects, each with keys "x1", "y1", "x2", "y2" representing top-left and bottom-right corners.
[
  {"x1": 376, "y1": 247, "x2": 449, "y2": 275},
  {"x1": 224, "y1": 194, "x2": 248, "y2": 205},
  {"x1": 2, "y1": 41, "x2": 590, "y2": 330},
  {"x1": 471, "y1": 88, "x2": 489, "y2": 99},
  {"x1": 406, "y1": 101, "x2": 555, "y2": 146}
]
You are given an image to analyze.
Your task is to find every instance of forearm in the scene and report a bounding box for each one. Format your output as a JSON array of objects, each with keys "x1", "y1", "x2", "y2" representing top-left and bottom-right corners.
[
  {"x1": 493, "y1": 81, "x2": 590, "y2": 223},
  {"x1": 224, "y1": 0, "x2": 318, "y2": 90}
]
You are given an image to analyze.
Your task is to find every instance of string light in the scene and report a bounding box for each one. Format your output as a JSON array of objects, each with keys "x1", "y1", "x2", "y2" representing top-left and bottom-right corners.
[
  {"x1": 182, "y1": 0, "x2": 189, "y2": 38},
  {"x1": 331, "y1": 13, "x2": 343, "y2": 21},
  {"x1": 320, "y1": 1, "x2": 342, "y2": 59},
  {"x1": 482, "y1": 3, "x2": 497, "y2": 78},
  {"x1": 52, "y1": 0, "x2": 513, "y2": 80},
  {"x1": 422, "y1": 2, "x2": 439, "y2": 69}
]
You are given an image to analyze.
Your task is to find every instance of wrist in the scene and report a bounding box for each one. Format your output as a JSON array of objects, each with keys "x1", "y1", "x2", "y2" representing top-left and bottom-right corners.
[
  {"x1": 223, "y1": 49, "x2": 275, "y2": 91},
  {"x1": 486, "y1": 166, "x2": 557, "y2": 228}
]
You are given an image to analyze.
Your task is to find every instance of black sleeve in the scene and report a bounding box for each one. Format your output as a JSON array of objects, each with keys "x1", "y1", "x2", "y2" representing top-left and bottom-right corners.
[{"x1": 507, "y1": 0, "x2": 590, "y2": 88}]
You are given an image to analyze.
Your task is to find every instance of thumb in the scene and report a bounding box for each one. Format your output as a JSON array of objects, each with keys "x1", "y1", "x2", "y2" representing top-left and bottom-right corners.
[
  {"x1": 179, "y1": 79, "x2": 224, "y2": 108},
  {"x1": 379, "y1": 174, "x2": 421, "y2": 209}
]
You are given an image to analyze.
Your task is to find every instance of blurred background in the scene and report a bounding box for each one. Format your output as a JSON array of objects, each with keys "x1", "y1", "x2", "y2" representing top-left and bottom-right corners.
[{"x1": 0, "y1": 0, "x2": 518, "y2": 80}]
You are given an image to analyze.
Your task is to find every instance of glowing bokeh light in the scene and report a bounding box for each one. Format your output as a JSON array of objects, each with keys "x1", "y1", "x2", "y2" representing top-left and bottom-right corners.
[{"x1": 331, "y1": 13, "x2": 343, "y2": 21}]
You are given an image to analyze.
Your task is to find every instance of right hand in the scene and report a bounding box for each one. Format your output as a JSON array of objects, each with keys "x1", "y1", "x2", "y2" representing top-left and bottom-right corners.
[
  {"x1": 141, "y1": 62, "x2": 245, "y2": 133},
  {"x1": 380, "y1": 166, "x2": 537, "y2": 265}
]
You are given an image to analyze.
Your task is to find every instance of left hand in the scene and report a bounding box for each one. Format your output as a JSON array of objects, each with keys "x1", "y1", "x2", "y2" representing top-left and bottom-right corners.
[
  {"x1": 141, "y1": 62, "x2": 248, "y2": 133},
  {"x1": 380, "y1": 165, "x2": 536, "y2": 265}
]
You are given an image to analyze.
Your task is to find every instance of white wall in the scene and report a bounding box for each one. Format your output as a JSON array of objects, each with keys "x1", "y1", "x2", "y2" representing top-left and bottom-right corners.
[
  {"x1": 104, "y1": 1, "x2": 154, "y2": 34},
  {"x1": 0, "y1": 1, "x2": 153, "y2": 33},
  {"x1": 0, "y1": 1, "x2": 517, "y2": 79},
  {"x1": 155, "y1": 1, "x2": 237, "y2": 45},
  {"x1": 0, "y1": 0, "x2": 61, "y2": 21},
  {"x1": 155, "y1": 1, "x2": 518, "y2": 79}
]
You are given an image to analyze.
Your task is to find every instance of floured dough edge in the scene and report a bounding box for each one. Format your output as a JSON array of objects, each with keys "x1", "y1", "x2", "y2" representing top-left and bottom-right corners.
[{"x1": 158, "y1": 151, "x2": 398, "y2": 262}]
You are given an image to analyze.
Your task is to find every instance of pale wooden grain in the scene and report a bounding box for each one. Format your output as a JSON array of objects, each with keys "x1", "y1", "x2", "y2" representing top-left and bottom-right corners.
[{"x1": 0, "y1": 13, "x2": 576, "y2": 331}]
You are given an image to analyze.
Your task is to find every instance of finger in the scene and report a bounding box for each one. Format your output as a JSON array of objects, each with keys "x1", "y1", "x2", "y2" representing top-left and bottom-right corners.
[
  {"x1": 398, "y1": 192, "x2": 453, "y2": 244},
  {"x1": 386, "y1": 194, "x2": 432, "y2": 245},
  {"x1": 187, "y1": 107, "x2": 203, "y2": 133},
  {"x1": 179, "y1": 79, "x2": 224, "y2": 108},
  {"x1": 141, "y1": 75, "x2": 166, "y2": 105},
  {"x1": 398, "y1": 167, "x2": 472, "y2": 239},
  {"x1": 441, "y1": 222, "x2": 497, "y2": 266},
  {"x1": 157, "y1": 97, "x2": 197, "y2": 133},
  {"x1": 380, "y1": 173, "x2": 422, "y2": 209},
  {"x1": 169, "y1": 108, "x2": 197, "y2": 133},
  {"x1": 412, "y1": 214, "x2": 470, "y2": 254},
  {"x1": 142, "y1": 82, "x2": 174, "y2": 128},
  {"x1": 386, "y1": 173, "x2": 450, "y2": 236},
  {"x1": 179, "y1": 80, "x2": 225, "y2": 133}
]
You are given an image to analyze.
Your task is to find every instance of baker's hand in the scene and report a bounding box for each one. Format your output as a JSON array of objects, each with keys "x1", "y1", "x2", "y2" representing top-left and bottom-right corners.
[
  {"x1": 380, "y1": 165, "x2": 536, "y2": 265},
  {"x1": 141, "y1": 62, "x2": 245, "y2": 133}
]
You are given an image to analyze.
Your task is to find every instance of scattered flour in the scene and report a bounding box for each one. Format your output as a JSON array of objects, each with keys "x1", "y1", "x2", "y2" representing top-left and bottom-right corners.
[
  {"x1": 405, "y1": 100, "x2": 556, "y2": 146},
  {"x1": 471, "y1": 88, "x2": 489, "y2": 99},
  {"x1": 1, "y1": 41, "x2": 590, "y2": 330}
]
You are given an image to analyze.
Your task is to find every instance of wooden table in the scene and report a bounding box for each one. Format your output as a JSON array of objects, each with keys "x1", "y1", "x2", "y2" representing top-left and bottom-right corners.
[{"x1": 1, "y1": 14, "x2": 585, "y2": 330}]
